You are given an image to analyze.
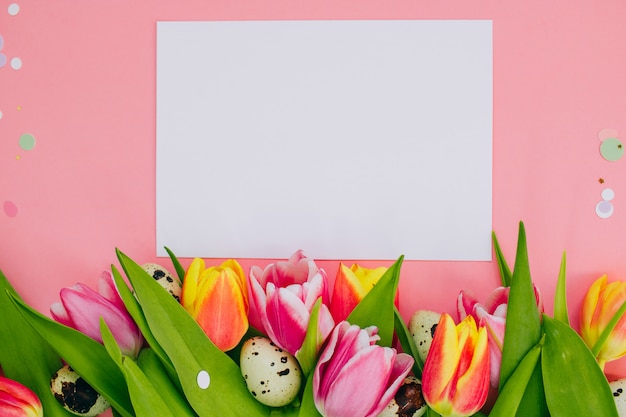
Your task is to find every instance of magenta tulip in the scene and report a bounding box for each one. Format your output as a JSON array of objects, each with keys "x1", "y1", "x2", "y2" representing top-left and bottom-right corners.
[
  {"x1": 313, "y1": 321, "x2": 414, "y2": 417},
  {"x1": 0, "y1": 376, "x2": 43, "y2": 417},
  {"x1": 51, "y1": 271, "x2": 143, "y2": 358},
  {"x1": 457, "y1": 285, "x2": 543, "y2": 388},
  {"x1": 248, "y1": 250, "x2": 335, "y2": 356}
]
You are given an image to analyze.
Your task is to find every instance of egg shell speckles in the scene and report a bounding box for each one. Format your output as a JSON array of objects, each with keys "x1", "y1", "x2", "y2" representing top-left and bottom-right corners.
[
  {"x1": 240, "y1": 336, "x2": 302, "y2": 407},
  {"x1": 408, "y1": 310, "x2": 441, "y2": 363},
  {"x1": 377, "y1": 376, "x2": 427, "y2": 417},
  {"x1": 50, "y1": 365, "x2": 110, "y2": 416},
  {"x1": 610, "y1": 378, "x2": 626, "y2": 416},
  {"x1": 142, "y1": 263, "x2": 182, "y2": 302}
]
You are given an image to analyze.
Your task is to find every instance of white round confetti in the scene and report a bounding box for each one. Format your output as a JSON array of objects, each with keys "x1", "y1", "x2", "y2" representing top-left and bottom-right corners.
[
  {"x1": 10, "y1": 57, "x2": 22, "y2": 70},
  {"x1": 602, "y1": 188, "x2": 615, "y2": 201},
  {"x1": 596, "y1": 200, "x2": 614, "y2": 219},
  {"x1": 197, "y1": 370, "x2": 210, "y2": 389},
  {"x1": 8, "y1": 3, "x2": 20, "y2": 16},
  {"x1": 0, "y1": 111, "x2": 3, "y2": 120}
]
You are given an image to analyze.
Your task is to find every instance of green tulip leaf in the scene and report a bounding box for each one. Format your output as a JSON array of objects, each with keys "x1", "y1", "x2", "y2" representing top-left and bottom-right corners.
[
  {"x1": 101, "y1": 320, "x2": 181, "y2": 417},
  {"x1": 553, "y1": 252, "x2": 570, "y2": 325},
  {"x1": 489, "y1": 340, "x2": 542, "y2": 417},
  {"x1": 110, "y1": 265, "x2": 177, "y2": 381},
  {"x1": 393, "y1": 306, "x2": 423, "y2": 376},
  {"x1": 7, "y1": 292, "x2": 134, "y2": 417},
  {"x1": 164, "y1": 246, "x2": 186, "y2": 283},
  {"x1": 116, "y1": 249, "x2": 269, "y2": 417},
  {"x1": 492, "y1": 230, "x2": 512, "y2": 287},
  {"x1": 296, "y1": 297, "x2": 323, "y2": 376},
  {"x1": 0, "y1": 273, "x2": 73, "y2": 417},
  {"x1": 347, "y1": 255, "x2": 404, "y2": 347},
  {"x1": 542, "y1": 315, "x2": 618, "y2": 416},
  {"x1": 297, "y1": 371, "x2": 323, "y2": 417},
  {"x1": 499, "y1": 222, "x2": 542, "y2": 391}
]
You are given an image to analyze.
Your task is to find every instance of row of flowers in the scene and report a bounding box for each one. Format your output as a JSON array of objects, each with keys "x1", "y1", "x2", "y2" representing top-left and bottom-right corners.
[{"x1": 1, "y1": 222, "x2": 626, "y2": 416}]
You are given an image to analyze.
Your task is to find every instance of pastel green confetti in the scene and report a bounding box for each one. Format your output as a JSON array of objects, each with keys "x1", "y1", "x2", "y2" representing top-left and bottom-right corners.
[
  {"x1": 600, "y1": 137, "x2": 624, "y2": 161},
  {"x1": 18, "y1": 133, "x2": 35, "y2": 150}
]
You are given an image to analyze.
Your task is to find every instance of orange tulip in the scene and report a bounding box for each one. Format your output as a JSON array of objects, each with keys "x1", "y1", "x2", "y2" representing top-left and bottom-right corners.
[
  {"x1": 580, "y1": 275, "x2": 626, "y2": 369},
  {"x1": 182, "y1": 258, "x2": 249, "y2": 351},
  {"x1": 422, "y1": 314, "x2": 490, "y2": 417},
  {"x1": 330, "y1": 263, "x2": 389, "y2": 322}
]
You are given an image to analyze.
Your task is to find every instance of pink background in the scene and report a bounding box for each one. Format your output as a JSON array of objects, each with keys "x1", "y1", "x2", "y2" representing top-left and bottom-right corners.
[{"x1": 2, "y1": 0, "x2": 626, "y2": 380}]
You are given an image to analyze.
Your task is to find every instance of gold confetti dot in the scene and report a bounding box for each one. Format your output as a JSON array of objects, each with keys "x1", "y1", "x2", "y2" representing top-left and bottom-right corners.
[
  {"x1": 16, "y1": 105, "x2": 21, "y2": 111},
  {"x1": 599, "y1": 178, "x2": 605, "y2": 184},
  {"x1": 16, "y1": 155, "x2": 21, "y2": 160}
]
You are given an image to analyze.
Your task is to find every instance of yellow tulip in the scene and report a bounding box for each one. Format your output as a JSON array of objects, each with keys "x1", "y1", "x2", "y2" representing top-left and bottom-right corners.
[{"x1": 182, "y1": 258, "x2": 248, "y2": 351}]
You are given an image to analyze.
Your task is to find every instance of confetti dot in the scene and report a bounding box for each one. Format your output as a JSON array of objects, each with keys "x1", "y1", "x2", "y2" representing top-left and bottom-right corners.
[
  {"x1": 0, "y1": 35, "x2": 4, "y2": 50},
  {"x1": 197, "y1": 370, "x2": 210, "y2": 389},
  {"x1": 8, "y1": 4, "x2": 19, "y2": 16},
  {"x1": 10, "y1": 57, "x2": 22, "y2": 70},
  {"x1": 596, "y1": 200, "x2": 614, "y2": 219},
  {"x1": 0, "y1": 53, "x2": 6, "y2": 68},
  {"x1": 3, "y1": 201, "x2": 18, "y2": 218},
  {"x1": 600, "y1": 137, "x2": 624, "y2": 161},
  {"x1": 602, "y1": 188, "x2": 615, "y2": 201},
  {"x1": 0, "y1": 110, "x2": 3, "y2": 120},
  {"x1": 19, "y1": 133, "x2": 35, "y2": 150}
]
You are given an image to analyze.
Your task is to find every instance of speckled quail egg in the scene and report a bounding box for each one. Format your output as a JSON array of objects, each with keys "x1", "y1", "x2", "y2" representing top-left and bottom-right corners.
[
  {"x1": 610, "y1": 378, "x2": 626, "y2": 416},
  {"x1": 142, "y1": 263, "x2": 182, "y2": 302},
  {"x1": 408, "y1": 310, "x2": 442, "y2": 363},
  {"x1": 377, "y1": 376, "x2": 427, "y2": 417},
  {"x1": 240, "y1": 336, "x2": 302, "y2": 407},
  {"x1": 50, "y1": 365, "x2": 110, "y2": 416}
]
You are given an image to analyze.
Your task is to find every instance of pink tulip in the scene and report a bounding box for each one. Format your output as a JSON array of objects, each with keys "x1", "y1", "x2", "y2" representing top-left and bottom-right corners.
[
  {"x1": 457, "y1": 286, "x2": 543, "y2": 388},
  {"x1": 248, "y1": 250, "x2": 335, "y2": 356},
  {"x1": 0, "y1": 376, "x2": 43, "y2": 417},
  {"x1": 313, "y1": 321, "x2": 414, "y2": 417},
  {"x1": 51, "y1": 271, "x2": 143, "y2": 358}
]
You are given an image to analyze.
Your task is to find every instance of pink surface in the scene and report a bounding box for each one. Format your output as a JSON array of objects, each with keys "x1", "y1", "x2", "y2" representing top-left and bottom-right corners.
[{"x1": 2, "y1": 0, "x2": 626, "y2": 383}]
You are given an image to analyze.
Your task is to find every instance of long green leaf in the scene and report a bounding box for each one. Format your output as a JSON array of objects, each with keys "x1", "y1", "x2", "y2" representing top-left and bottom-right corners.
[
  {"x1": 347, "y1": 256, "x2": 404, "y2": 347},
  {"x1": 8, "y1": 293, "x2": 134, "y2": 417},
  {"x1": 297, "y1": 372, "x2": 322, "y2": 417},
  {"x1": 393, "y1": 307, "x2": 423, "y2": 377},
  {"x1": 553, "y1": 252, "x2": 569, "y2": 325},
  {"x1": 492, "y1": 231, "x2": 512, "y2": 287},
  {"x1": 116, "y1": 249, "x2": 269, "y2": 417},
  {"x1": 499, "y1": 222, "x2": 542, "y2": 391},
  {"x1": 0, "y1": 274, "x2": 72, "y2": 417},
  {"x1": 296, "y1": 298, "x2": 323, "y2": 376},
  {"x1": 542, "y1": 315, "x2": 618, "y2": 416},
  {"x1": 164, "y1": 246, "x2": 186, "y2": 283}
]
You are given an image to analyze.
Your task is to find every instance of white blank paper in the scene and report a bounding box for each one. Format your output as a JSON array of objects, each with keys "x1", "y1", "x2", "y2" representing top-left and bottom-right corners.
[{"x1": 156, "y1": 20, "x2": 492, "y2": 260}]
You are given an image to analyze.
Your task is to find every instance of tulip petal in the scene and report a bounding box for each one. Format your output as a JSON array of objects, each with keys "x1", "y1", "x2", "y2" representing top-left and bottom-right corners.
[
  {"x1": 457, "y1": 290, "x2": 479, "y2": 321},
  {"x1": 482, "y1": 287, "x2": 509, "y2": 315},
  {"x1": 330, "y1": 264, "x2": 366, "y2": 322},
  {"x1": 98, "y1": 271, "x2": 126, "y2": 311},
  {"x1": 181, "y1": 258, "x2": 204, "y2": 310},
  {"x1": 265, "y1": 287, "x2": 310, "y2": 354},
  {"x1": 422, "y1": 314, "x2": 460, "y2": 402}
]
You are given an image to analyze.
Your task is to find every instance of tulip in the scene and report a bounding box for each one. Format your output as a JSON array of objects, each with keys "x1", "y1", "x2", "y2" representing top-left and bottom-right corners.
[
  {"x1": 248, "y1": 250, "x2": 335, "y2": 356},
  {"x1": 580, "y1": 275, "x2": 626, "y2": 369},
  {"x1": 0, "y1": 376, "x2": 43, "y2": 417},
  {"x1": 422, "y1": 314, "x2": 490, "y2": 417},
  {"x1": 457, "y1": 285, "x2": 543, "y2": 388},
  {"x1": 51, "y1": 271, "x2": 143, "y2": 358},
  {"x1": 312, "y1": 321, "x2": 414, "y2": 417},
  {"x1": 181, "y1": 258, "x2": 248, "y2": 351},
  {"x1": 330, "y1": 263, "x2": 389, "y2": 323}
]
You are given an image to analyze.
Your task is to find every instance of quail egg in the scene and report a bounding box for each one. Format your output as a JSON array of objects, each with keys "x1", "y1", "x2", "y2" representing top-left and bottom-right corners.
[
  {"x1": 50, "y1": 365, "x2": 110, "y2": 416},
  {"x1": 408, "y1": 310, "x2": 442, "y2": 363},
  {"x1": 610, "y1": 378, "x2": 626, "y2": 416},
  {"x1": 377, "y1": 376, "x2": 427, "y2": 417},
  {"x1": 142, "y1": 263, "x2": 182, "y2": 302},
  {"x1": 240, "y1": 336, "x2": 302, "y2": 407}
]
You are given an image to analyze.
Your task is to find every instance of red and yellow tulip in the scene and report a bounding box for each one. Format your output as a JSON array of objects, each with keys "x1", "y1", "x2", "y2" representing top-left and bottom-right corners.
[
  {"x1": 330, "y1": 263, "x2": 389, "y2": 323},
  {"x1": 0, "y1": 376, "x2": 43, "y2": 417},
  {"x1": 580, "y1": 275, "x2": 626, "y2": 369},
  {"x1": 182, "y1": 258, "x2": 249, "y2": 351},
  {"x1": 422, "y1": 314, "x2": 490, "y2": 417}
]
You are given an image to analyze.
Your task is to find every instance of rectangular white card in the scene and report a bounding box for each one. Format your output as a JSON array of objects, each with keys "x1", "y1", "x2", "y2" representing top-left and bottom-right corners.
[{"x1": 156, "y1": 20, "x2": 492, "y2": 260}]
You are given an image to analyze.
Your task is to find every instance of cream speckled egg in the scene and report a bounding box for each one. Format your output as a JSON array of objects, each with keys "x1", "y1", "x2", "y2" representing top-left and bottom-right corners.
[
  {"x1": 240, "y1": 336, "x2": 302, "y2": 407},
  {"x1": 377, "y1": 376, "x2": 427, "y2": 417},
  {"x1": 50, "y1": 365, "x2": 110, "y2": 416},
  {"x1": 610, "y1": 378, "x2": 626, "y2": 416},
  {"x1": 408, "y1": 310, "x2": 442, "y2": 363},
  {"x1": 142, "y1": 263, "x2": 182, "y2": 302}
]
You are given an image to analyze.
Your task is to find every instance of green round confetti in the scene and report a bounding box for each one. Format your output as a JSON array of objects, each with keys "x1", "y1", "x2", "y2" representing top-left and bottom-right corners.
[
  {"x1": 18, "y1": 133, "x2": 35, "y2": 151},
  {"x1": 600, "y1": 137, "x2": 623, "y2": 161}
]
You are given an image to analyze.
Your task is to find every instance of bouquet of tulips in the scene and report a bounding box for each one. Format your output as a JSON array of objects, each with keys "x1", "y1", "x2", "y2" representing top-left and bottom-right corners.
[{"x1": 1, "y1": 221, "x2": 625, "y2": 417}]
